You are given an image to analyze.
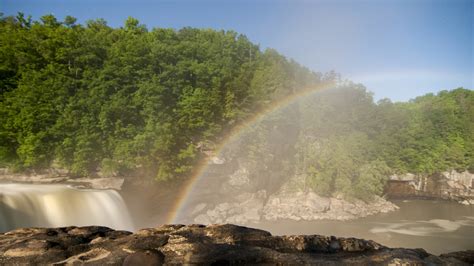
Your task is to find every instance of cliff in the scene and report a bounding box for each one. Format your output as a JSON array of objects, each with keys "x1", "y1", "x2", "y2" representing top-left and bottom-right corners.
[
  {"x1": 385, "y1": 171, "x2": 474, "y2": 204},
  {"x1": 1, "y1": 224, "x2": 472, "y2": 265}
]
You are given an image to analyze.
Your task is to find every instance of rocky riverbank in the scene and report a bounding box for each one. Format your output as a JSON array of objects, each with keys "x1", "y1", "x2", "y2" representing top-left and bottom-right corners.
[
  {"x1": 0, "y1": 224, "x2": 472, "y2": 265},
  {"x1": 193, "y1": 190, "x2": 398, "y2": 224},
  {"x1": 190, "y1": 174, "x2": 399, "y2": 224},
  {"x1": 385, "y1": 171, "x2": 474, "y2": 205}
]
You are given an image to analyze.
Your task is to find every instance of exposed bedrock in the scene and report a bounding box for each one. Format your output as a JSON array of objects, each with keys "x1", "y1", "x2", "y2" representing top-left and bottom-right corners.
[
  {"x1": 190, "y1": 171, "x2": 399, "y2": 224},
  {"x1": 0, "y1": 224, "x2": 472, "y2": 265},
  {"x1": 385, "y1": 171, "x2": 474, "y2": 204}
]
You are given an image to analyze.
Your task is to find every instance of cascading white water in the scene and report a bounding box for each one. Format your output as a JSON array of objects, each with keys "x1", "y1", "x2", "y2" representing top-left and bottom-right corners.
[{"x1": 0, "y1": 184, "x2": 134, "y2": 232}]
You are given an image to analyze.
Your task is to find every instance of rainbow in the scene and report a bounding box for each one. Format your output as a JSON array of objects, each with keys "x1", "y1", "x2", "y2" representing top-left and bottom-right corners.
[{"x1": 166, "y1": 81, "x2": 337, "y2": 223}]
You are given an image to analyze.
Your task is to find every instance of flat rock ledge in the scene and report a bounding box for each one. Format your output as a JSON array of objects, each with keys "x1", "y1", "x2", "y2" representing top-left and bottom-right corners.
[
  {"x1": 1, "y1": 224, "x2": 472, "y2": 265},
  {"x1": 0, "y1": 174, "x2": 124, "y2": 190}
]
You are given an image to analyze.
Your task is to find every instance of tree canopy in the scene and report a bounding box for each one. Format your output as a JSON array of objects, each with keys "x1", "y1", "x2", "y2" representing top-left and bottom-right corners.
[{"x1": 0, "y1": 14, "x2": 323, "y2": 179}]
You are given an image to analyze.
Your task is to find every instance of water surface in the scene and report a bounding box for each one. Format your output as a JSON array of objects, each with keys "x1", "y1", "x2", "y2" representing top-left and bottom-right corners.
[{"x1": 251, "y1": 200, "x2": 474, "y2": 255}]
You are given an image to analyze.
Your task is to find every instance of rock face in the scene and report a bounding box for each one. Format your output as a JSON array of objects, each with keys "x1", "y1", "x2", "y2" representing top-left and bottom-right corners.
[
  {"x1": 386, "y1": 171, "x2": 474, "y2": 204},
  {"x1": 0, "y1": 224, "x2": 472, "y2": 265}
]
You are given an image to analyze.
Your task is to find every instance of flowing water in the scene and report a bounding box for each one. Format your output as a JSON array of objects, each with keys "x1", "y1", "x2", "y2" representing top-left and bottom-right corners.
[
  {"x1": 0, "y1": 183, "x2": 134, "y2": 232},
  {"x1": 250, "y1": 200, "x2": 474, "y2": 255}
]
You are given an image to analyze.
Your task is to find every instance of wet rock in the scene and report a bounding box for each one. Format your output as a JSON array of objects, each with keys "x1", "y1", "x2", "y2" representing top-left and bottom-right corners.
[{"x1": 0, "y1": 224, "x2": 473, "y2": 265}]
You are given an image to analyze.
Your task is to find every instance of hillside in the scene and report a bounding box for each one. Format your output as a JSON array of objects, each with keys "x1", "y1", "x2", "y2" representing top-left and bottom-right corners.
[
  {"x1": 0, "y1": 14, "x2": 473, "y2": 201},
  {"x1": 0, "y1": 14, "x2": 326, "y2": 180}
]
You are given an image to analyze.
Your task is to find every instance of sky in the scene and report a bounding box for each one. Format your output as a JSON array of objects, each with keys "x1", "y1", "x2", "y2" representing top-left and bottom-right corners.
[{"x1": 1, "y1": 0, "x2": 472, "y2": 101}]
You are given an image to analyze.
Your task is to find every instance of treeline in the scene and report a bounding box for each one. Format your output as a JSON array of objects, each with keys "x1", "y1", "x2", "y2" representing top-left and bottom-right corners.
[{"x1": 0, "y1": 14, "x2": 325, "y2": 179}]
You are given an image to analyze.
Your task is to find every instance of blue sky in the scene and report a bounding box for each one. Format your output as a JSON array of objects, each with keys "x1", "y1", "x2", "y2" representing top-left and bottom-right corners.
[{"x1": 2, "y1": 0, "x2": 472, "y2": 101}]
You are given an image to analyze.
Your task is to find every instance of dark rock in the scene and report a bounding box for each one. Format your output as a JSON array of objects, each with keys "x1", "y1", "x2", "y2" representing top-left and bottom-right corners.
[
  {"x1": 440, "y1": 250, "x2": 474, "y2": 264},
  {"x1": 0, "y1": 224, "x2": 472, "y2": 265},
  {"x1": 127, "y1": 235, "x2": 169, "y2": 250},
  {"x1": 329, "y1": 236, "x2": 341, "y2": 252},
  {"x1": 123, "y1": 250, "x2": 165, "y2": 266}
]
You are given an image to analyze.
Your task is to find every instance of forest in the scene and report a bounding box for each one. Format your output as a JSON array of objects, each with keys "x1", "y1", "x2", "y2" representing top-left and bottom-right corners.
[
  {"x1": 0, "y1": 14, "x2": 472, "y2": 200},
  {"x1": 294, "y1": 86, "x2": 473, "y2": 200}
]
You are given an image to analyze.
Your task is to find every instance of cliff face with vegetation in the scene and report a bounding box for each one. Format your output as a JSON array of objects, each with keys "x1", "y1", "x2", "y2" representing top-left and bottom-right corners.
[
  {"x1": 1, "y1": 224, "x2": 473, "y2": 265},
  {"x1": 1, "y1": 14, "x2": 473, "y2": 203},
  {"x1": 194, "y1": 87, "x2": 473, "y2": 208}
]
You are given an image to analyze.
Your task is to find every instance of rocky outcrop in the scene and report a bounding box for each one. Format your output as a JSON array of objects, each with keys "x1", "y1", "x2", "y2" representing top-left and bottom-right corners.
[
  {"x1": 192, "y1": 190, "x2": 398, "y2": 224},
  {"x1": 0, "y1": 224, "x2": 472, "y2": 265},
  {"x1": 189, "y1": 172, "x2": 399, "y2": 224},
  {"x1": 0, "y1": 169, "x2": 124, "y2": 190},
  {"x1": 194, "y1": 190, "x2": 267, "y2": 224},
  {"x1": 263, "y1": 192, "x2": 398, "y2": 221},
  {"x1": 386, "y1": 171, "x2": 474, "y2": 204}
]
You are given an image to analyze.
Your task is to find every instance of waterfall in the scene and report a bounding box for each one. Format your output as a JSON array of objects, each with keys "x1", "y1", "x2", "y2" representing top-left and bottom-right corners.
[{"x1": 0, "y1": 184, "x2": 134, "y2": 232}]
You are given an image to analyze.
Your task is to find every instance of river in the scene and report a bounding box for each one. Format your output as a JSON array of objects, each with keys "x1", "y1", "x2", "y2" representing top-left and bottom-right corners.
[{"x1": 250, "y1": 200, "x2": 474, "y2": 255}]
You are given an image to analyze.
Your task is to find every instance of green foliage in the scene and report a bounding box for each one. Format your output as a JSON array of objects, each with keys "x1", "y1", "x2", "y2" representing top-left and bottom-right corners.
[
  {"x1": 0, "y1": 13, "x2": 323, "y2": 180},
  {"x1": 353, "y1": 160, "x2": 390, "y2": 201},
  {"x1": 296, "y1": 86, "x2": 473, "y2": 200}
]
